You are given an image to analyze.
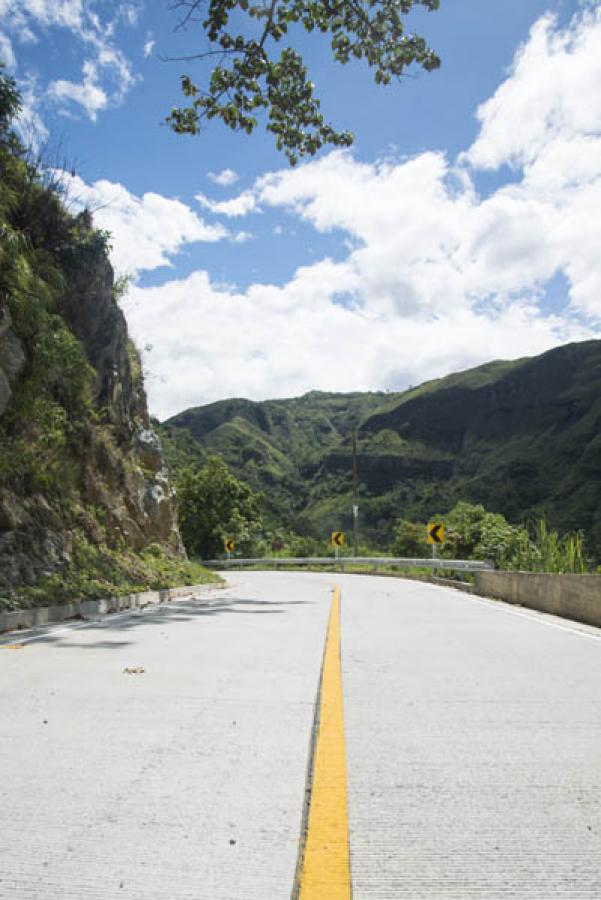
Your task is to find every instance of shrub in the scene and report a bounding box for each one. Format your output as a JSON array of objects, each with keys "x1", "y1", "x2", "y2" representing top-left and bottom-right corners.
[
  {"x1": 392, "y1": 519, "x2": 430, "y2": 558},
  {"x1": 176, "y1": 456, "x2": 263, "y2": 558},
  {"x1": 442, "y1": 501, "x2": 530, "y2": 569}
]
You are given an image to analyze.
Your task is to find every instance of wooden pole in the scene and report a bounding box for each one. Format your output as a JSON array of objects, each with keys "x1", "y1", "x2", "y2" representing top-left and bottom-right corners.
[{"x1": 352, "y1": 428, "x2": 358, "y2": 557}]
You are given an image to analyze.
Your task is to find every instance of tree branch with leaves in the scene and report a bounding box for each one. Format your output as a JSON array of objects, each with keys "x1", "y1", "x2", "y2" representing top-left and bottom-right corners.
[{"x1": 166, "y1": 0, "x2": 441, "y2": 164}]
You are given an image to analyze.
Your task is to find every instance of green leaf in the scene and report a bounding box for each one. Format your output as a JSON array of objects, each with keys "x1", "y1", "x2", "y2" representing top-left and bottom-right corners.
[{"x1": 166, "y1": 0, "x2": 441, "y2": 163}]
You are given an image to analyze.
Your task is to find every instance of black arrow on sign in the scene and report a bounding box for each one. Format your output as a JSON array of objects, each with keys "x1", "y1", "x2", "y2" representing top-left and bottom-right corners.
[{"x1": 429, "y1": 524, "x2": 443, "y2": 543}]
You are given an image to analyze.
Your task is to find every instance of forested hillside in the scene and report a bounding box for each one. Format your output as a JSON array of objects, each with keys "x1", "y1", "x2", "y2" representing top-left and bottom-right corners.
[
  {"x1": 162, "y1": 392, "x2": 388, "y2": 525},
  {"x1": 162, "y1": 341, "x2": 601, "y2": 556}
]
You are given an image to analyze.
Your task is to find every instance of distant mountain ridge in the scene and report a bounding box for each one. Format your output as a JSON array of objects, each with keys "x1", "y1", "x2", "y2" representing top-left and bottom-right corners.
[{"x1": 162, "y1": 340, "x2": 601, "y2": 555}]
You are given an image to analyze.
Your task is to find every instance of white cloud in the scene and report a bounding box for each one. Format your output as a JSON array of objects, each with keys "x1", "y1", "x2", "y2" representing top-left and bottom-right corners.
[
  {"x1": 115, "y1": 7, "x2": 601, "y2": 417},
  {"x1": 463, "y1": 6, "x2": 601, "y2": 318},
  {"x1": 196, "y1": 190, "x2": 257, "y2": 218},
  {"x1": 0, "y1": 30, "x2": 15, "y2": 68},
  {"x1": 0, "y1": 1, "x2": 93, "y2": 45},
  {"x1": 14, "y1": 75, "x2": 49, "y2": 149},
  {"x1": 231, "y1": 231, "x2": 253, "y2": 244},
  {"x1": 124, "y1": 268, "x2": 588, "y2": 421},
  {"x1": 48, "y1": 62, "x2": 107, "y2": 120},
  {"x1": 465, "y1": 9, "x2": 601, "y2": 171},
  {"x1": 61, "y1": 174, "x2": 229, "y2": 276},
  {"x1": 94, "y1": 47, "x2": 136, "y2": 101},
  {"x1": 8, "y1": 1, "x2": 86, "y2": 33},
  {"x1": 143, "y1": 36, "x2": 155, "y2": 58},
  {"x1": 208, "y1": 168, "x2": 239, "y2": 187},
  {"x1": 0, "y1": 0, "x2": 138, "y2": 123},
  {"x1": 118, "y1": 3, "x2": 141, "y2": 27}
]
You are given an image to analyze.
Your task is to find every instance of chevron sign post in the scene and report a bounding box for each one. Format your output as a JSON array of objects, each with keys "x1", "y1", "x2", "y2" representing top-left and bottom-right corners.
[
  {"x1": 427, "y1": 522, "x2": 444, "y2": 569},
  {"x1": 224, "y1": 538, "x2": 235, "y2": 559},
  {"x1": 332, "y1": 531, "x2": 346, "y2": 560}
]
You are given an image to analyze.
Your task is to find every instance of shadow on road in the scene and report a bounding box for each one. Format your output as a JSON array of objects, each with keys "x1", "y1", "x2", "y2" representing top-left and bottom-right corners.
[
  {"x1": 45, "y1": 640, "x2": 134, "y2": 649},
  {"x1": 21, "y1": 596, "x2": 313, "y2": 650}
]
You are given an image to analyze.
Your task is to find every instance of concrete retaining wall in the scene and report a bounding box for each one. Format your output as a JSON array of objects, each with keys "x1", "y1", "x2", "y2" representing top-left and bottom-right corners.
[
  {"x1": 0, "y1": 583, "x2": 214, "y2": 635},
  {"x1": 473, "y1": 571, "x2": 601, "y2": 629}
]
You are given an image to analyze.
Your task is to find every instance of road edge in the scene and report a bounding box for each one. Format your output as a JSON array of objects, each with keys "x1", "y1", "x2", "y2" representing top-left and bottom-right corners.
[{"x1": 0, "y1": 581, "x2": 223, "y2": 636}]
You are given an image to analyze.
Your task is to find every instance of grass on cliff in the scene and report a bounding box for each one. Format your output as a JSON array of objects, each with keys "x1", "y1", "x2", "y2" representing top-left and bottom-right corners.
[{"x1": 1, "y1": 539, "x2": 221, "y2": 610}]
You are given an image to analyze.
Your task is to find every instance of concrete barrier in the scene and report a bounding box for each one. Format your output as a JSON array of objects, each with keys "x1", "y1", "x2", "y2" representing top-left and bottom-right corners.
[
  {"x1": 473, "y1": 570, "x2": 601, "y2": 629},
  {"x1": 0, "y1": 583, "x2": 216, "y2": 635}
]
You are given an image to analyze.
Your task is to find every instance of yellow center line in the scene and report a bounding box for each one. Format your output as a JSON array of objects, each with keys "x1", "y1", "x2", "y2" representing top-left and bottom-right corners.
[{"x1": 297, "y1": 585, "x2": 351, "y2": 899}]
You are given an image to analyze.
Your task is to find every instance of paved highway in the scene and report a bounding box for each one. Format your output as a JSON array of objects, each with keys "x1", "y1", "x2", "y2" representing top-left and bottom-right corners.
[{"x1": 1, "y1": 572, "x2": 600, "y2": 899}]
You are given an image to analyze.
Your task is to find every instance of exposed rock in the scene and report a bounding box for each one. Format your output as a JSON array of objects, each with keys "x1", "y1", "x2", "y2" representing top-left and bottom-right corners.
[
  {"x1": 0, "y1": 368, "x2": 10, "y2": 418},
  {"x1": 0, "y1": 240, "x2": 185, "y2": 591},
  {"x1": 136, "y1": 426, "x2": 164, "y2": 473},
  {"x1": 0, "y1": 495, "x2": 73, "y2": 591},
  {"x1": 141, "y1": 467, "x2": 183, "y2": 552},
  {"x1": 0, "y1": 325, "x2": 25, "y2": 381},
  {"x1": 0, "y1": 308, "x2": 25, "y2": 418},
  {"x1": 75, "y1": 509, "x2": 104, "y2": 546},
  {"x1": 64, "y1": 273, "x2": 188, "y2": 551},
  {"x1": 0, "y1": 492, "x2": 26, "y2": 531},
  {"x1": 62, "y1": 253, "x2": 148, "y2": 439}
]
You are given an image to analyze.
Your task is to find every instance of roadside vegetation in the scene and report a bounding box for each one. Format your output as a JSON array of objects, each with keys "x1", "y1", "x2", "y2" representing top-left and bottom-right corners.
[
  {"x1": 393, "y1": 503, "x2": 587, "y2": 574},
  {"x1": 166, "y1": 446, "x2": 591, "y2": 576},
  {"x1": 176, "y1": 456, "x2": 263, "y2": 559},
  {"x1": 1, "y1": 543, "x2": 219, "y2": 612}
]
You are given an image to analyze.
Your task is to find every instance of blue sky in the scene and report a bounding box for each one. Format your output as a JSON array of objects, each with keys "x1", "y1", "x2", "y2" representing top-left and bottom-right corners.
[{"x1": 1, "y1": 0, "x2": 599, "y2": 418}]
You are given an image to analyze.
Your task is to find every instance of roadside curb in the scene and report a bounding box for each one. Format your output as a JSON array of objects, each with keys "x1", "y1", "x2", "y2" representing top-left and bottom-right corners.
[{"x1": 0, "y1": 582, "x2": 220, "y2": 636}]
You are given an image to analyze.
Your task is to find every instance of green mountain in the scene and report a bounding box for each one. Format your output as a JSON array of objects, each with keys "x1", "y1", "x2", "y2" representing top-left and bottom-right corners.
[{"x1": 162, "y1": 340, "x2": 601, "y2": 556}]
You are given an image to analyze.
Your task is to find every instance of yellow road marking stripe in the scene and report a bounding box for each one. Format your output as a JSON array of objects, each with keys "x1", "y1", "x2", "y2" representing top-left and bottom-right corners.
[{"x1": 298, "y1": 586, "x2": 351, "y2": 899}]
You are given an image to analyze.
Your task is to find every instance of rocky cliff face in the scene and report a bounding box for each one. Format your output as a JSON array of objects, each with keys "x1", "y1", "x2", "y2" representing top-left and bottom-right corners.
[
  {"x1": 0, "y1": 305, "x2": 25, "y2": 417},
  {"x1": 0, "y1": 230, "x2": 183, "y2": 593}
]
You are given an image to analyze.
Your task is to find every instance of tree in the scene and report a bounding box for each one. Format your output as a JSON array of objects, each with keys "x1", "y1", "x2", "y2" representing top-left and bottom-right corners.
[
  {"x1": 392, "y1": 518, "x2": 429, "y2": 557},
  {"x1": 176, "y1": 455, "x2": 263, "y2": 558},
  {"x1": 166, "y1": 0, "x2": 441, "y2": 164},
  {"x1": 442, "y1": 501, "x2": 530, "y2": 569}
]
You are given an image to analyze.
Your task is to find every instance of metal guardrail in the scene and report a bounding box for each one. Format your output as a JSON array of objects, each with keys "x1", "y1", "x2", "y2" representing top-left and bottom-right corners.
[{"x1": 203, "y1": 556, "x2": 494, "y2": 572}]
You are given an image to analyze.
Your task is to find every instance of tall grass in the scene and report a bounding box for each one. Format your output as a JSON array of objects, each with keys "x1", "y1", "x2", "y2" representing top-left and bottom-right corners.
[{"x1": 518, "y1": 518, "x2": 587, "y2": 574}]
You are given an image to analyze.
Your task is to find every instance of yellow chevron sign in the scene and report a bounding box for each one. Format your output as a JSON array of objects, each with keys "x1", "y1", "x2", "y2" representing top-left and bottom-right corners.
[
  {"x1": 224, "y1": 539, "x2": 235, "y2": 553},
  {"x1": 331, "y1": 531, "x2": 346, "y2": 548},
  {"x1": 427, "y1": 523, "x2": 445, "y2": 545}
]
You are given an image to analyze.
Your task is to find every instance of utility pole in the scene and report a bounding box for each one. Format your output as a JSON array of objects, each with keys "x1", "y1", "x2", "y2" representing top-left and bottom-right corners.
[{"x1": 352, "y1": 428, "x2": 359, "y2": 557}]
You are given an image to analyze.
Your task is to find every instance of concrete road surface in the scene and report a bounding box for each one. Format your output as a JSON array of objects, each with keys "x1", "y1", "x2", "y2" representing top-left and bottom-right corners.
[{"x1": 1, "y1": 572, "x2": 600, "y2": 899}]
